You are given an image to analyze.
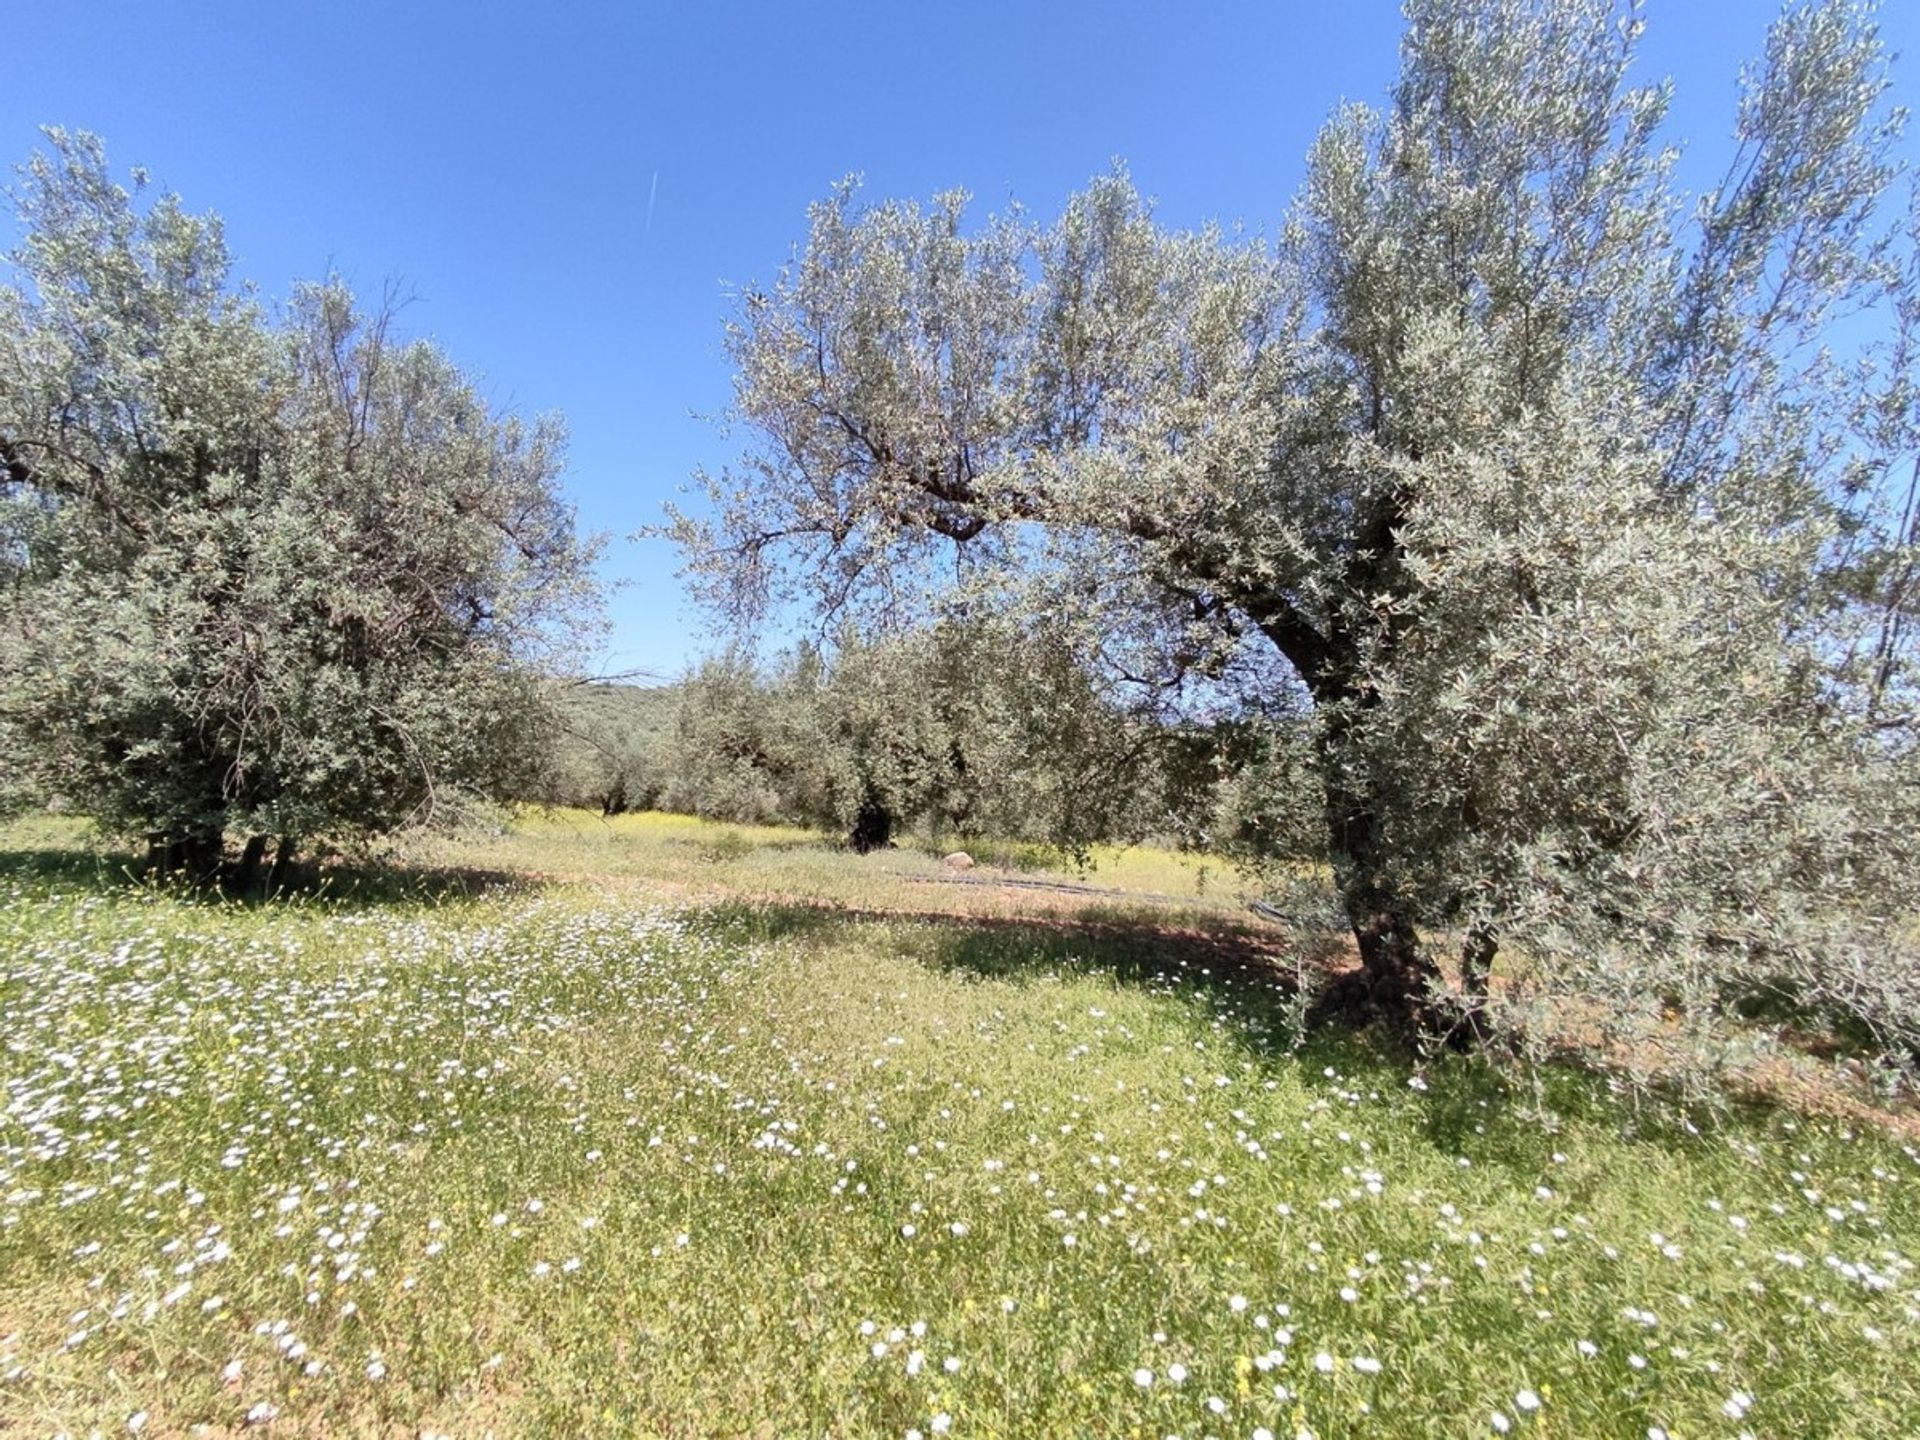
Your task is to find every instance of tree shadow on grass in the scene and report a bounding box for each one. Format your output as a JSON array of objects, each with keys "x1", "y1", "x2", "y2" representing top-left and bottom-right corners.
[
  {"x1": 698, "y1": 894, "x2": 1350, "y2": 1062},
  {"x1": 698, "y1": 894, "x2": 1335, "y2": 988},
  {"x1": 278, "y1": 861, "x2": 542, "y2": 909},
  {"x1": 690, "y1": 894, "x2": 1756, "y2": 1162},
  {"x1": 661, "y1": 831, "x2": 834, "y2": 864},
  {"x1": 0, "y1": 844, "x2": 139, "y2": 891},
  {"x1": 0, "y1": 839, "x2": 541, "y2": 912}
]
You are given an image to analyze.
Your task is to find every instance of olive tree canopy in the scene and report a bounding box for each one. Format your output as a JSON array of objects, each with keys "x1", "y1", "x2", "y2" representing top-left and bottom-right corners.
[
  {"x1": 0, "y1": 132, "x2": 601, "y2": 883},
  {"x1": 676, "y1": 0, "x2": 1920, "y2": 1060}
]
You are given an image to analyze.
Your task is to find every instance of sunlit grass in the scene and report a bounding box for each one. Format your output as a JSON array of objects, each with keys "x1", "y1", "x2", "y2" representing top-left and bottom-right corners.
[
  {"x1": 407, "y1": 808, "x2": 1267, "y2": 931},
  {"x1": 1, "y1": 816, "x2": 1915, "y2": 1437}
]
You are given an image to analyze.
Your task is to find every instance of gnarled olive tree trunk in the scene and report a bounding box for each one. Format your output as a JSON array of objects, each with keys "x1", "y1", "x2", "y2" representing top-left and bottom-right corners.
[
  {"x1": 1247, "y1": 587, "x2": 1452, "y2": 1032},
  {"x1": 1321, "y1": 784, "x2": 1442, "y2": 1030}
]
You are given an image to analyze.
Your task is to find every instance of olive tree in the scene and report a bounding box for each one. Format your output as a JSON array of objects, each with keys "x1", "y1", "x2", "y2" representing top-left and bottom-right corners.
[
  {"x1": 657, "y1": 616, "x2": 1160, "y2": 848},
  {"x1": 530, "y1": 683, "x2": 674, "y2": 815},
  {"x1": 800, "y1": 614, "x2": 1163, "y2": 851},
  {"x1": 657, "y1": 648, "x2": 806, "y2": 825},
  {"x1": 0, "y1": 132, "x2": 599, "y2": 883},
  {"x1": 675, "y1": 0, "x2": 1920, "y2": 1052}
]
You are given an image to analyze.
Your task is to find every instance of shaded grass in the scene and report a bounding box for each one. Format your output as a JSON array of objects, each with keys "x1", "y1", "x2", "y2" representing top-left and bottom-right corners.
[{"x1": 0, "y1": 815, "x2": 540, "y2": 917}]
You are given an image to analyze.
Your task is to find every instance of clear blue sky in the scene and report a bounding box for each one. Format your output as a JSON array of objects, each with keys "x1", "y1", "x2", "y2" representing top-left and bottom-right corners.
[{"x1": 7, "y1": 1, "x2": 1914, "y2": 677}]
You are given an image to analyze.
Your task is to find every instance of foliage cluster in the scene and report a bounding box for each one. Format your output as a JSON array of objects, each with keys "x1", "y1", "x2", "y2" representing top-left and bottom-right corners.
[
  {"x1": 650, "y1": 614, "x2": 1195, "y2": 851},
  {"x1": 0, "y1": 132, "x2": 599, "y2": 884}
]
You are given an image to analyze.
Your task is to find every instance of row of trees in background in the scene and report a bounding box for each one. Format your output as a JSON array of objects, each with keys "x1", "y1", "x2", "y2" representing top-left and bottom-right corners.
[
  {"x1": 663, "y1": 617, "x2": 1166, "y2": 851},
  {"x1": 535, "y1": 616, "x2": 1324, "y2": 863},
  {"x1": 0, "y1": 132, "x2": 599, "y2": 884}
]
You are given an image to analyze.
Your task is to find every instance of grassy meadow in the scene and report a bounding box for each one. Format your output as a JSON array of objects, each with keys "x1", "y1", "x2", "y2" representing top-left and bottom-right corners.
[{"x1": 0, "y1": 812, "x2": 1916, "y2": 1438}]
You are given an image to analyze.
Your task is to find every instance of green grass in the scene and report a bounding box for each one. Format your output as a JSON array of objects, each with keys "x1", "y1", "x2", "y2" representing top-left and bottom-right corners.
[
  {"x1": 1, "y1": 813, "x2": 1915, "y2": 1437},
  {"x1": 406, "y1": 807, "x2": 1261, "y2": 931}
]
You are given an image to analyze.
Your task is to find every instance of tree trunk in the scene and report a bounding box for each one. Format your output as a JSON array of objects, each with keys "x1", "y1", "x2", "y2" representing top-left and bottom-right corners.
[
  {"x1": 1461, "y1": 923, "x2": 1495, "y2": 1005},
  {"x1": 1314, "y1": 763, "x2": 1444, "y2": 1033},
  {"x1": 849, "y1": 798, "x2": 894, "y2": 853},
  {"x1": 179, "y1": 828, "x2": 224, "y2": 886},
  {"x1": 148, "y1": 825, "x2": 225, "y2": 884},
  {"x1": 268, "y1": 836, "x2": 298, "y2": 895},
  {"x1": 1245, "y1": 548, "x2": 1447, "y2": 1036},
  {"x1": 1453, "y1": 921, "x2": 1497, "y2": 1047},
  {"x1": 1346, "y1": 896, "x2": 1438, "y2": 1020},
  {"x1": 233, "y1": 834, "x2": 270, "y2": 893}
]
